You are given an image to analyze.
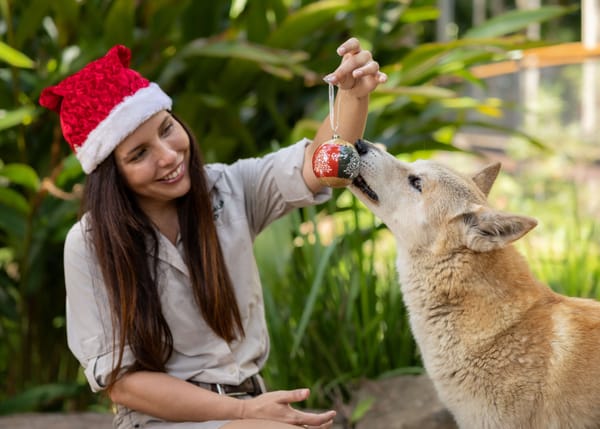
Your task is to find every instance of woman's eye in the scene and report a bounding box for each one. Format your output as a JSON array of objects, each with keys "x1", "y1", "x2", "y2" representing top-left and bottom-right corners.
[
  {"x1": 131, "y1": 148, "x2": 147, "y2": 161},
  {"x1": 408, "y1": 174, "x2": 422, "y2": 192},
  {"x1": 161, "y1": 122, "x2": 173, "y2": 137}
]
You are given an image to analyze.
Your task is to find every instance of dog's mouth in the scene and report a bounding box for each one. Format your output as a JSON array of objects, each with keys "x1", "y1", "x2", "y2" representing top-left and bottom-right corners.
[
  {"x1": 352, "y1": 139, "x2": 379, "y2": 203},
  {"x1": 352, "y1": 175, "x2": 379, "y2": 202}
]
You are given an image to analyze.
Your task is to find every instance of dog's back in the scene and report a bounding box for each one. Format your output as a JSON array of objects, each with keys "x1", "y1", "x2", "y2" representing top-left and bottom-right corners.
[{"x1": 349, "y1": 142, "x2": 600, "y2": 428}]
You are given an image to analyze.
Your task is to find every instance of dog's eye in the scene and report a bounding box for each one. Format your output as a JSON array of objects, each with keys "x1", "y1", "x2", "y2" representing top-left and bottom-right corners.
[{"x1": 408, "y1": 175, "x2": 422, "y2": 192}]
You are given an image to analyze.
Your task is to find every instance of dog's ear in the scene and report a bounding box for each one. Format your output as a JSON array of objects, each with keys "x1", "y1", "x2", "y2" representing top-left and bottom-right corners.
[
  {"x1": 471, "y1": 162, "x2": 501, "y2": 197},
  {"x1": 461, "y1": 205, "x2": 537, "y2": 252}
]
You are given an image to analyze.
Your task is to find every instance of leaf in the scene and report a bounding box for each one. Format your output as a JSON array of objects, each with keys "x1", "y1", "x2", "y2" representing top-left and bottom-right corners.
[
  {"x1": 0, "y1": 187, "x2": 30, "y2": 215},
  {"x1": 378, "y1": 85, "x2": 456, "y2": 99},
  {"x1": 104, "y1": 0, "x2": 135, "y2": 47},
  {"x1": 0, "y1": 383, "x2": 81, "y2": 414},
  {"x1": 399, "y1": 6, "x2": 439, "y2": 23},
  {"x1": 0, "y1": 273, "x2": 18, "y2": 321},
  {"x1": 0, "y1": 42, "x2": 34, "y2": 68},
  {"x1": 350, "y1": 396, "x2": 376, "y2": 423},
  {"x1": 267, "y1": 0, "x2": 360, "y2": 47},
  {"x1": 0, "y1": 204, "x2": 26, "y2": 240},
  {"x1": 0, "y1": 164, "x2": 41, "y2": 191},
  {"x1": 54, "y1": 154, "x2": 84, "y2": 188},
  {"x1": 180, "y1": 39, "x2": 308, "y2": 66},
  {"x1": 0, "y1": 106, "x2": 37, "y2": 132},
  {"x1": 464, "y1": 6, "x2": 577, "y2": 39},
  {"x1": 291, "y1": 237, "x2": 340, "y2": 356},
  {"x1": 14, "y1": 0, "x2": 50, "y2": 47}
]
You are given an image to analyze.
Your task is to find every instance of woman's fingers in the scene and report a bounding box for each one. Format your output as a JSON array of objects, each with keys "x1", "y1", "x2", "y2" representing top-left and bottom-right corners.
[
  {"x1": 324, "y1": 38, "x2": 387, "y2": 94},
  {"x1": 336, "y1": 37, "x2": 361, "y2": 56},
  {"x1": 290, "y1": 410, "x2": 336, "y2": 428},
  {"x1": 326, "y1": 50, "x2": 372, "y2": 85}
]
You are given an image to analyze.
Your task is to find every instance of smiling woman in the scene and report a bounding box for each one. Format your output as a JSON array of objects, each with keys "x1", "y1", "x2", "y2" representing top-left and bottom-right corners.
[
  {"x1": 38, "y1": 41, "x2": 387, "y2": 429},
  {"x1": 113, "y1": 112, "x2": 192, "y2": 242}
]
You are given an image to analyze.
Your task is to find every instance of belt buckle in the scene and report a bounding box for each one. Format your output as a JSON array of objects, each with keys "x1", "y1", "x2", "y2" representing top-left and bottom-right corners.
[
  {"x1": 214, "y1": 382, "x2": 247, "y2": 397},
  {"x1": 213, "y1": 375, "x2": 264, "y2": 397}
]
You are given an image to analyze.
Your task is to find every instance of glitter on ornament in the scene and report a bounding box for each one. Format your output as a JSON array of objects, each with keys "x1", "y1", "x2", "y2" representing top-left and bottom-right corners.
[{"x1": 312, "y1": 138, "x2": 361, "y2": 188}]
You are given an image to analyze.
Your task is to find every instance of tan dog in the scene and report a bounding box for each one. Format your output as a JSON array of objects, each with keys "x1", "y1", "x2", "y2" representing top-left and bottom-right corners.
[{"x1": 349, "y1": 139, "x2": 600, "y2": 429}]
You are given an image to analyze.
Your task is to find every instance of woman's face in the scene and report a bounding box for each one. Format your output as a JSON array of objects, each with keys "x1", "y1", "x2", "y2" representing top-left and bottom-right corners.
[{"x1": 114, "y1": 111, "x2": 191, "y2": 213}]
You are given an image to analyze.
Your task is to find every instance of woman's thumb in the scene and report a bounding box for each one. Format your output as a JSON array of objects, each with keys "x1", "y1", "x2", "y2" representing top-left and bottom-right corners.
[{"x1": 289, "y1": 388, "x2": 310, "y2": 403}]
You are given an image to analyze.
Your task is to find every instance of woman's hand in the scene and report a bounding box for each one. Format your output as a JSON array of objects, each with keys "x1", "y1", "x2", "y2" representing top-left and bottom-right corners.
[
  {"x1": 240, "y1": 388, "x2": 336, "y2": 428},
  {"x1": 324, "y1": 37, "x2": 387, "y2": 99},
  {"x1": 303, "y1": 37, "x2": 386, "y2": 193}
]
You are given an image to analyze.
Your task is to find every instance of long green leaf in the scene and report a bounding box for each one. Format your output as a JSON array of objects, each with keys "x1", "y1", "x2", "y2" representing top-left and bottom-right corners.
[
  {"x1": 464, "y1": 6, "x2": 576, "y2": 39},
  {"x1": 377, "y1": 85, "x2": 456, "y2": 99},
  {"x1": 15, "y1": 0, "x2": 50, "y2": 48},
  {"x1": 0, "y1": 42, "x2": 34, "y2": 68},
  {"x1": 180, "y1": 39, "x2": 308, "y2": 66},
  {"x1": 291, "y1": 237, "x2": 339, "y2": 356}
]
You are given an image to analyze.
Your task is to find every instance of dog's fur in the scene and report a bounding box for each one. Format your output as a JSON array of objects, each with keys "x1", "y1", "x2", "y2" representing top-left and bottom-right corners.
[{"x1": 349, "y1": 140, "x2": 600, "y2": 429}]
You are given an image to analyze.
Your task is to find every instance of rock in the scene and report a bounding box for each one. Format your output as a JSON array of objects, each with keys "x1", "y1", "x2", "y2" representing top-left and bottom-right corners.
[{"x1": 347, "y1": 374, "x2": 458, "y2": 429}]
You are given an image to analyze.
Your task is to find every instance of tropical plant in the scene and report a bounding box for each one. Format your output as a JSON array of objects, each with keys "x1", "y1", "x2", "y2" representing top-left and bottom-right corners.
[{"x1": 0, "y1": 0, "x2": 577, "y2": 413}]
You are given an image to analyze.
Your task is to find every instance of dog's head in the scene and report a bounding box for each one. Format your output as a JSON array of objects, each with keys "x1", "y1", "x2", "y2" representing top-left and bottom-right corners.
[{"x1": 349, "y1": 139, "x2": 537, "y2": 254}]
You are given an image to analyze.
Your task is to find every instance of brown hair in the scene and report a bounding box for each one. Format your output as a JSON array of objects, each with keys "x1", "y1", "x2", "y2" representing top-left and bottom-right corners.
[{"x1": 81, "y1": 116, "x2": 244, "y2": 391}]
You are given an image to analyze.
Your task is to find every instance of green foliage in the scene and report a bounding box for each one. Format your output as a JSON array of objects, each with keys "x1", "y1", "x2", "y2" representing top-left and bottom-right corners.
[
  {"x1": 0, "y1": 0, "x2": 579, "y2": 414},
  {"x1": 256, "y1": 198, "x2": 418, "y2": 406},
  {"x1": 463, "y1": 5, "x2": 579, "y2": 38}
]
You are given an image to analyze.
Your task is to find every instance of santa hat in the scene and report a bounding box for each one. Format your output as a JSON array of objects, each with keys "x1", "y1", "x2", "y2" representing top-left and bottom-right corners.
[{"x1": 39, "y1": 45, "x2": 172, "y2": 174}]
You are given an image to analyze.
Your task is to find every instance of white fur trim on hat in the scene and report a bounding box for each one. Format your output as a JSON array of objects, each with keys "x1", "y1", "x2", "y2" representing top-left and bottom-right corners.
[{"x1": 75, "y1": 83, "x2": 172, "y2": 174}]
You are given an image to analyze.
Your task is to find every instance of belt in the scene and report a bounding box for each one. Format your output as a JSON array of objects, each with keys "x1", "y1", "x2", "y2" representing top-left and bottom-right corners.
[{"x1": 187, "y1": 374, "x2": 265, "y2": 397}]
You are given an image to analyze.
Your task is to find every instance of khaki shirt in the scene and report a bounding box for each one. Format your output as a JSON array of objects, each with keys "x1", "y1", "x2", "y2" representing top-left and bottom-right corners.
[{"x1": 64, "y1": 139, "x2": 331, "y2": 392}]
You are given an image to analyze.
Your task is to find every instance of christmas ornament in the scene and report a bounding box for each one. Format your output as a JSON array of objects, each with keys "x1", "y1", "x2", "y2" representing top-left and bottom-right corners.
[{"x1": 312, "y1": 82, "x2": 360, "y2": 187}]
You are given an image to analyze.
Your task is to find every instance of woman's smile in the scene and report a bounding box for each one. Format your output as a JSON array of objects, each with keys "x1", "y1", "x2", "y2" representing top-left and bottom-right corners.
[{"x1": 159, "y1": 162, "x2": 185, "y2": 183}]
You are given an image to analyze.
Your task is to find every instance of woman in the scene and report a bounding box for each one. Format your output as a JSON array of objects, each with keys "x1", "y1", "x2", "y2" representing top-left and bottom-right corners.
[{"x1": 40, "y1": 38, "x2": 386, "y2": 429}]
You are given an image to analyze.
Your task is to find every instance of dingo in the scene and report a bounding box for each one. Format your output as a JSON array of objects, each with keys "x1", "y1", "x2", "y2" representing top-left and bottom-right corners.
[{"x1": 349, "y1": 139, "x2": 600, "y2": 429}]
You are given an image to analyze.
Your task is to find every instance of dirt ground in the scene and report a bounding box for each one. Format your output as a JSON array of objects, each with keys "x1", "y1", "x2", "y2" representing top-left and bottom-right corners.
[{"x1": 0, "y1": 375, "x2": 457, "y2": 429}]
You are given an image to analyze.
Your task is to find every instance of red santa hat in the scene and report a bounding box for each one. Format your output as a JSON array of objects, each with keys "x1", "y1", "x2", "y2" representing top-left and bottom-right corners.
[{"x1": 39, "y1": 45, "x2": 172, "y2": 174}]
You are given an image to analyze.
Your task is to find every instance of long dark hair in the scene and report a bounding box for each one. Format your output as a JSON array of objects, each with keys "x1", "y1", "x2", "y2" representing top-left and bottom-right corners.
[{"x1": 81, "y1": 115, "x2": 244, "y2": 392}]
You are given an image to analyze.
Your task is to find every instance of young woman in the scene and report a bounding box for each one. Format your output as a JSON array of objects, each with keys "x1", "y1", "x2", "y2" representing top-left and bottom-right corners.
[{"x1": 40, "y1": 38, "x2": 386, "y2": 429}]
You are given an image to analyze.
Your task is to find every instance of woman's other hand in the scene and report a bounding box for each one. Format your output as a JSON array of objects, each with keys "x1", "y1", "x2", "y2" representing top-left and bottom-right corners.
[
  {"x1": 239, "y1": 388, "x2": 336, "y2": 428},
  {"x1": 324, "y1": 37, "x2": 387, "y2": 99}
]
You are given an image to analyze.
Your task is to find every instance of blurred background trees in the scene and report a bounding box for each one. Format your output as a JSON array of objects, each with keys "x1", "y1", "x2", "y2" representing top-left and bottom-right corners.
[{"x1": 0, "y1": 0, "x2": 589, "y2": 414}]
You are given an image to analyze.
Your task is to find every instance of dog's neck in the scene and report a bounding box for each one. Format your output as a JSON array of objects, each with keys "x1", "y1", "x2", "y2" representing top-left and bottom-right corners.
[{"x1": 397, "y1": 244, "x2": 549, "y2": 348}]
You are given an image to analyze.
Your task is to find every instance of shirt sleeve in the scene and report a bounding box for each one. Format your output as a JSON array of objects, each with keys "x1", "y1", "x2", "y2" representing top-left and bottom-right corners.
[
  {"x1": 63, "y1": 219, "x2": 135, "y2": 392},
  {"x1": 228, "y1": 138, "x2": 332, "y2": 236}
]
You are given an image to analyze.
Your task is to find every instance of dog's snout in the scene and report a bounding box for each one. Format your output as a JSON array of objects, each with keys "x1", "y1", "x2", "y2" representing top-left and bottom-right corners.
[{"x1": 355, "y1": 138, "x2": 369, "y2": 155}]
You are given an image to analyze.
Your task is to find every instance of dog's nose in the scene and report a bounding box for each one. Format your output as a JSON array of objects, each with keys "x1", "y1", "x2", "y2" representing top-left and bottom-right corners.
[{"x1": 355, "y1": 138, "x2": 369, "y2": 155}]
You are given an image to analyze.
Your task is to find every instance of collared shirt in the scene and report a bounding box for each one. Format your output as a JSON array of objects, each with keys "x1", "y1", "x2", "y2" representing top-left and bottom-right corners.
[{"x1": 64, "y1": 139, "x2": 331, "y2": 392}]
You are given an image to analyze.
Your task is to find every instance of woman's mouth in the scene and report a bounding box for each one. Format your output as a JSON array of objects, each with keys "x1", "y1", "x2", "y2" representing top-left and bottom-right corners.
[{"x1": 159, "y1": 163, "x2": 185, "y2": 183}]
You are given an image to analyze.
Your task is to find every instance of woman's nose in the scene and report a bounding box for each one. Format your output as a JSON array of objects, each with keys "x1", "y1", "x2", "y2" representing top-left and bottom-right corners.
[{"x1": 156, "y1": 141, "x2": 177, "y2": 166}]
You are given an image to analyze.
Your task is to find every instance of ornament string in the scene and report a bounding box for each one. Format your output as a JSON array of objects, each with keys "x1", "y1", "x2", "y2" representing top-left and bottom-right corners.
[{"x1": 328, "y1": 82, "x2": 341, "y2": 139}]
